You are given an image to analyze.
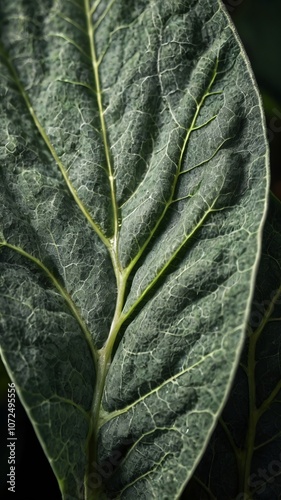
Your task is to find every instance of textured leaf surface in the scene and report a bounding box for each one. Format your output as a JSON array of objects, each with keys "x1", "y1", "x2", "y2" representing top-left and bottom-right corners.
[
  {"x1": 184, "y1": 195, "x2": 281, "y2": 500},
  {"x1": 0, "y1": 1, "x2": 268, "y2": 499}
]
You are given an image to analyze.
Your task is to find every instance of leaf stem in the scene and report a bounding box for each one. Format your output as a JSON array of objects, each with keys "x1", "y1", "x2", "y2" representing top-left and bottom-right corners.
[
  {"x1": 85, "y1": 266, "x2": 127, "y2": 498},
  {"x1": 82, "y1": 9, "x2": 127, "y2": 493}
]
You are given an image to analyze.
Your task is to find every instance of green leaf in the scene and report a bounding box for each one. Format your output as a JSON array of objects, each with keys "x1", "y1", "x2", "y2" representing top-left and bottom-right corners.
[
  {"x1": 185, "y1": 194, "x2": 281, "y2": 500},
  {"x1": 0, "y1": 1, "x2": 269, "y2": 499}
]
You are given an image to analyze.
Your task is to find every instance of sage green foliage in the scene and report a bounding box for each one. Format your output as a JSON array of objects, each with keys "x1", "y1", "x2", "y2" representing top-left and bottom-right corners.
[
  {"x1": 186, "y1": 195, "x2": 281, "y2": 500},
  {"x1": 0, "y1": 0, "x2": 269, "y2": 499}
]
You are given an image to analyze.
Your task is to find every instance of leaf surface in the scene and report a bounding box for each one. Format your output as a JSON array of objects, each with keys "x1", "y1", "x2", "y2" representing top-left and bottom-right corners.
[
  {"x1": 184, "y1": 195, "x2": 281, "y2": 500},
  {"x1": 0, "y1": 1, "x2": 269, "y2": 499}
]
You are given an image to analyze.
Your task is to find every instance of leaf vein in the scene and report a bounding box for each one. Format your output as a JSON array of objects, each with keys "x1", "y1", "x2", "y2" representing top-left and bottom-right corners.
[{"x1": 0, "y1": 242, "x2": 98, "y2": 367}]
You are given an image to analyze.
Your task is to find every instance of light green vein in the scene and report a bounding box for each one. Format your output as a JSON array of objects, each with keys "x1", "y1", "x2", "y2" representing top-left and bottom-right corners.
[
  {"x1": 29, "y1": 395, "x2": 91, "y2": 422},
  {"x1": 119, "y1": 451, "x2": 173, "y2": 496},
  {"x1": 125, "y1": 58, "x2": 221, "y2": 276},
  {"x1": 179, "y1": 137, "x2": 232, "y2": 176},
  {"x1": 81, "y1": 4, "x2": 126, "y2": 494},
  {"x1": 57, "y1": 78, "x2": 96, "y2": 93},
  {"x1": 93, "y1": 0, "x2": 116, "y2": 30},
  {"x1": 0, "y1": 241, "x2": 98, "y2": 367},
  {"x1": 49, "y1": 396, "x2": 90, "y2": 421},
  {"x1": 112, "y1": 426, "x2": 182, "y2": 473},
  {"x1": 0, "y1": 43, "x2": 110, "y2": 250},
  {"x1": 191, "y1": 113, "x2": 218, "y2": 131},
  {"x1": 84, "y1": 0, "x2": 119, "y2": 246},
  {"x1": 58, "y1": 12, "x2": 87, "y2": 34},
  {"x1": 99, "y1": 349, "x2": 222, "y2": 426},
  {"x1": 100, "y1": 191, "x2": 219, "y2": 367},
  {"x1": 49, "y1": 33, "x2": 91, "y2": 60},
  {"x1": 122, "y1": 198, "x2": 218, "y2": 323},
  {"x1": 90, "y1": 0, "x2": 103, "y2": 16}
]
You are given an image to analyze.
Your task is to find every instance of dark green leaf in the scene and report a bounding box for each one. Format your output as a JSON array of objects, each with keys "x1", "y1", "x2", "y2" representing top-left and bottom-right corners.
[{"x1": 0, "y1": 1, "x2": 269, "y2": 498}]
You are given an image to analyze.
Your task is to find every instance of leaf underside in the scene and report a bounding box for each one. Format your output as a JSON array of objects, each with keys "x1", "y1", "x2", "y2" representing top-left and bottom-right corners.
[{"x1": 0, "y1": 1, "x2": 268, "y2": 499}]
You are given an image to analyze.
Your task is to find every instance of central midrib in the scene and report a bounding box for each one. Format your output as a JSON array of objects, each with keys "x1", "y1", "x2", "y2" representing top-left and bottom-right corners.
[
  {"x1": 83, "y1": 8, "x2": 224, "y2": 495},
  {"x1": 83, "y1": 3, "x2": 126, "y2": 498},
  {"x1": 84, "y1": 0, "x2": 119, "y2": 245}
]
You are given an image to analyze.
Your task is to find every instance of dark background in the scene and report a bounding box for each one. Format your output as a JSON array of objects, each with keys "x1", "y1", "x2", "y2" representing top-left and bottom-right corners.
[
  {"x1": 1, "y1": 0, "x2": 281, "y2": 498},
  {"x1": 224, "y1": 0, "x2": 281, "y2": 199}
]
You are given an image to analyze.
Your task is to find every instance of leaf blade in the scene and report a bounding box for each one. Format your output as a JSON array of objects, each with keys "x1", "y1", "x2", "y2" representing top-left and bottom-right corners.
[{"x1": 0, "y1": 1, "x2": 269, "y2": 499}]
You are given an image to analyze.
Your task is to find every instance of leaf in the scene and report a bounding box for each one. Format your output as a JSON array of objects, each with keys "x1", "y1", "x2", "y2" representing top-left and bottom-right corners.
[
  {"x1": 0, "y1": 1, "x2": 269, "y2": 499},
  {"x1": 184, "y1": 194, "x2": 281, "y2": 500}
]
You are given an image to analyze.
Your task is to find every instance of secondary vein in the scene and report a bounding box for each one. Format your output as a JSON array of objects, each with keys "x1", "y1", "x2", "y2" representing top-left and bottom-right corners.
[
  {"x1": 125, "y1": 58, "x2": 220, "y2": 276},
  {"x1": 99, "y1": 349, "x2": 222, "y2": 426},
  {"x1": 0, "y1": 241, "x2": 98, "y2": 368},
  {"x1": 122, "y1": 198, "x2": 218, "y2": 324},
  {"x1": 0, "y1": 43, "x2": 110, "y2": 250}
]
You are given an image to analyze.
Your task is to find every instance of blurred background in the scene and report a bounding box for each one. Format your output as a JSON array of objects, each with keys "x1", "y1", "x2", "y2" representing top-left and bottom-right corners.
[
  {"x1": 1, "y1": 0, "x2": 281, "y2": 498},
  {"x1": 224, "y1": 0, "x2": 281, "y2": 198}
]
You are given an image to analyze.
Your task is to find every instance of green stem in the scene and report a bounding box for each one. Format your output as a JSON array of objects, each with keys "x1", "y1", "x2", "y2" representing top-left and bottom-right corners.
[{"x1": 85, "y1": 262, "x2": 128, "y2": 498}]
